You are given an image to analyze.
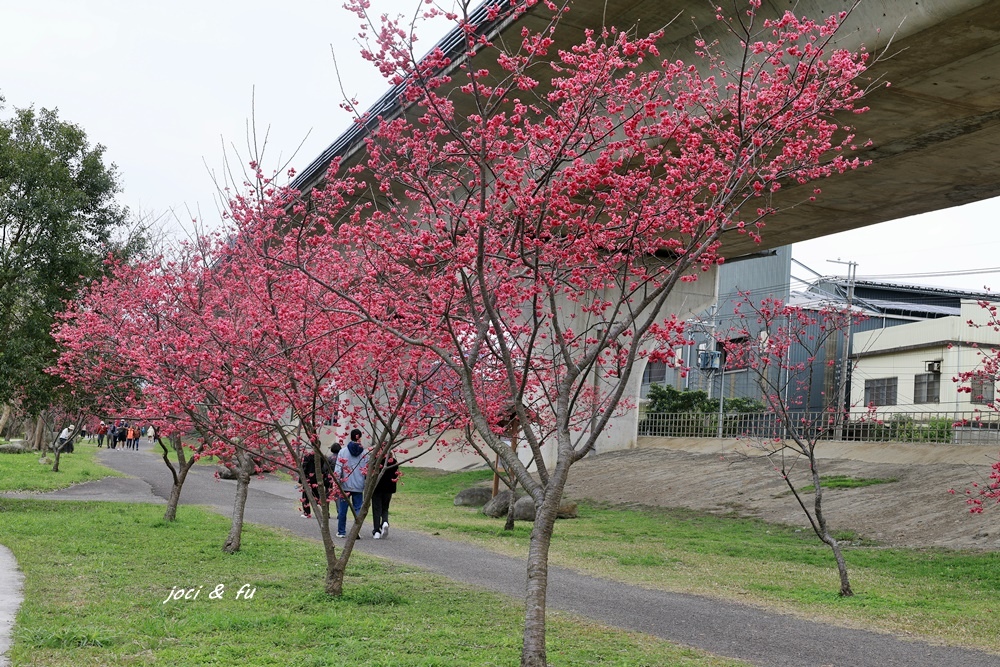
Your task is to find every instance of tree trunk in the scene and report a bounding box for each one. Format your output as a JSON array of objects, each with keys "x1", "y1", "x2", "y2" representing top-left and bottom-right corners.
[
  {"x1": 0, "y1": 404, "x2": 10, "y2": 436},
  {"x1": 322, "y1": 494, "x2": 374, "y2": 596},
  {"x1": 223, "y1": 449, "x2": 254, "y2": 553},
  {"x1": 160, "y1": 436, "x2": 195, "y2": 522},
  {"x1": 326, "y1": 553, "x2": 346, "y2": 596},
  {"x1": 31, "y1": 417, "x2": 45, "y2": 451},
  {"x1": 823, "y1": 534, "x2": 854, "y2": 597},
  {"x1": 504, "y1": 478, "x2": 517, "y2": 531},
  {"x1": 520, "y1": 491, "x2": 560, "y2": 667},
  {"x1": 811, "y1": 465, "x2": 854, "y2": 597},
  {"x1": 52, "y1": 441, "x2": 62, "y2": 472},
  {"x1": 316, "y1": 500, "x2": 347, "y2": 596}
]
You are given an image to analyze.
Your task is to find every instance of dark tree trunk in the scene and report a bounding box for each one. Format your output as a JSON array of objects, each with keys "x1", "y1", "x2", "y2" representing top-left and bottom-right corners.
[
  {"x1": 160, "y1": 436, "x2": 195, "y2": 522},
  {"x1": 521, "y1": 492, "x2": 559, "y2": 667},
  {"x1": 31, "y1": 417, "x2": 45, "y2": 452},
  {"x1": 223, "y1": 449, "x2": 254, "y2": 553},
  {"x1": 811, "y1": 468, "x2": 854, "y2": 597},
  {"x1": 52, "y1": 440, "x2": 63, "y2": 472},
  {"x1": 0, "y1": 404, "x2": 10, "y2": 436},
  {"x1": 504, "y1": 478, "x2": 517, "y2": 531}
]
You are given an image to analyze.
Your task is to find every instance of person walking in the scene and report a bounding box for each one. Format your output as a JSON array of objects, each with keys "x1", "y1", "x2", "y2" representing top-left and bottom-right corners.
[
  {"x1": 334, "y1": 429, "x2": 368, "y2": 538},
  {"x1": 370, "y1": 452, "x2": 399, "y2": 539},
  {"x1": 57, "y1": 425, "x2": 75, "y2": 453},
  {"x1": 96, "y1": 421, "x2": 108, "y2": 448},
  {"x1": 126, "y1": 424, "x2": 138, "y2": 450},
  {"x1": 299, "y1": 447, "x2": 333, "y2": 519}
]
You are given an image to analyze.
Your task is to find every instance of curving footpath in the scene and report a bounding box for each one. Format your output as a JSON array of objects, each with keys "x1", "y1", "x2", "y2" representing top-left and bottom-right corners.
[
  {"x1": 4, "y1": 444, "x2": 1000, "y2": 667},
  {"x1": 0, "y1": 545, "x2": 23, "y2": 667}
]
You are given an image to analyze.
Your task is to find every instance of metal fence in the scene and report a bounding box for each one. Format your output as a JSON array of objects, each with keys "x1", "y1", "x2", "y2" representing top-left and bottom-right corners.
[{"x1": 638, "y1": 410, "x2": 1000, "y2": 445}]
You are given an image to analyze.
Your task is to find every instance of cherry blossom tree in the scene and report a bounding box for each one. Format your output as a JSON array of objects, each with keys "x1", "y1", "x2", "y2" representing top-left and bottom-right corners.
[
  {"x1": 951, "y1": 298, "x2": 1000, "y2": 514},
  {"x1": 223, "y1": 172, "x2": 467, "y2": 592},
  {"x1": 240, "y1": 1, "x2": 879, "y2": 661},
  {"x1": 51, "y1": 246, "x2": 228, "y2": 521},
  {"x1": 723, "y1": 294, "x2": 868, "y2": 596}
]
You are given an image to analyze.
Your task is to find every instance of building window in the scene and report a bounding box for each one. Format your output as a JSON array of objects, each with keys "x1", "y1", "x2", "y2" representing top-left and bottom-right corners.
[
  {"x1": 641, "y1": 361, "x2": 668, "y2": 399},
  {"x1": 642, "y1": 361, "x2": 667, "y2": 387},
  {"x1": 971, "y1": 376, "x2": 996, "y2": 405},
  {"x1": 864, "y1": 377, "x2": 898, "y2": 406},
  {"x1": 719, "y1": 337, "x2": 748, "y2": 371},
  {"x1": 913, "y1": 373, "x2": 940, "y2": 404}
]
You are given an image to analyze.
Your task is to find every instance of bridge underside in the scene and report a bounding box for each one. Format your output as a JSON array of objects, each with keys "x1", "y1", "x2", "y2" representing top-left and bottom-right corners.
[{"x1": 518, "y1": 0, "x2": 1000, "y2": 257}]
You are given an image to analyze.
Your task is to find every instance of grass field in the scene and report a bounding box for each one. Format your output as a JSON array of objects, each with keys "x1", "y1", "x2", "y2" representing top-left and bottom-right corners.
[
  {"x1": 0, "y1": 442, "x2": 125, "y2": 492},
  {"x1": 391, "y1": 468, "x2": 1000, "y2": 654},
  {"x1": 4, "y1": 445, "x2": 1000, "y2": 663},
  {"x1": 0, "y1": 500, "x2": 741, "y2": 667}
]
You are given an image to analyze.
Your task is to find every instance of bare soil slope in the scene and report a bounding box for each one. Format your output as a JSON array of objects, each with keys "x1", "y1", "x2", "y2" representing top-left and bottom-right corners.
[{"x1": 562, "y1": 439, "x2": 1000, "y2": 549}]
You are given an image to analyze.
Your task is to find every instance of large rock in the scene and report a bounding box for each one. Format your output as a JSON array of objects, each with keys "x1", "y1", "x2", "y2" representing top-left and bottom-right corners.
[
  {"x1": 454, "y1": 486, "x2": 494, "y2": 507},
  {"x1": 513, "y1": 496, "x2": 579, "y2": 522},
  {"x1": 216, "y1": 465, "x2": 238, "y2": 480},
  {"x1": 482, "y1": 490, "x2": 523, "y2": 518},
  {"x1": 556, "y1": 500, "x2": 578, "y2": 519},
  {"x1": 513, "y1": 495, "x2": 536, "y2": 521},
  {"x1": 482, "y1": 489, "x2": 579, "y2": 521},
  {"x1": 0, "y1": 444, "x2": 27, "y2": 454}
]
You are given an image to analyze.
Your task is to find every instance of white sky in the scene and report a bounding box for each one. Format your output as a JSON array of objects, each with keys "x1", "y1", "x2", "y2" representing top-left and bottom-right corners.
[{"x1": 3, "y1": 0, "x2": 999, "y2": 293}]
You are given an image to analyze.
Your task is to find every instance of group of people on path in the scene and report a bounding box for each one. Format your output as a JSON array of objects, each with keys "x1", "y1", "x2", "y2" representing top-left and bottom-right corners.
[
  {"x1": 298, "y1": 428, "x2": 399, "y2": 540},
  {"x1": 94, "y1": 420, "x2": 155, "y2": 451}
]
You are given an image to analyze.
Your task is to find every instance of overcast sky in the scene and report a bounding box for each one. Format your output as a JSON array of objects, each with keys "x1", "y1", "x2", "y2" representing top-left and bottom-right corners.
[{"x1": 3, "y1": 0, "x2": 998, "y2": 293}]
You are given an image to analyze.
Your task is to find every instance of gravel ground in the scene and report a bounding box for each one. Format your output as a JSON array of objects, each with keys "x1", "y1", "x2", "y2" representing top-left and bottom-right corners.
[{"x1": 564, "y1": 438, "x2": 1000, "y2": 549}]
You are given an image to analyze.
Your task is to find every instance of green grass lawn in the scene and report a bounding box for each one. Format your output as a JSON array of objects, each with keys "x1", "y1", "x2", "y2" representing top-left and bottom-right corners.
[
  {"x1": 392, "y1": 468, "x2": 1000, "y2": 654},
  {"x1": 798, "y1": 475, "x2": 898, "y2": 492},
  {"x1": 5, "y1": 454, "x2": 1000, "y2": 662},
  {"x1": 0, "y1": 500, "x2": 742, "y2": 667},
  {"x1": 0, "y1": 441, "x2": 125, "y2": 492}
]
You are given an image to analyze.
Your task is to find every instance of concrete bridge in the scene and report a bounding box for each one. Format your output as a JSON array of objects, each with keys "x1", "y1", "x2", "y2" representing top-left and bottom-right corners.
[
  {"x1": 527, "y1": 0, "x2": 1000, "y2": 256},
  {"x1": 291, "y1": 0, "x2": 1000, "y2": 456},
  {"x1": 296, "y1": 0, "x2": 1000, "y2": 257}
]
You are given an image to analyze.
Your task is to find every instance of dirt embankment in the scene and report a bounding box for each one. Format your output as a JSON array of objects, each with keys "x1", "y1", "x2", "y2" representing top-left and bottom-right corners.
[{"x1": 562, "y1": 439, "x2": 1000, "y2": 549}]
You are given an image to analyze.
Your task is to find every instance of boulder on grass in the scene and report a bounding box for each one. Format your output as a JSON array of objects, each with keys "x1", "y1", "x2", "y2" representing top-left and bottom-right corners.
[
  {"x1": 482, "y1": 490, "x2": 579, "y2": 521},
  {"x1": 482, "y1": 490, "x2": 525, "y2": 518},
  {"x1": 513, "y1": 497, "x2": 579, "y2": 522},
  {"x1": 513, "y1": 495, "x2": 536, "y2": 521},
  {"x1": 454, "y1": 486, "x2": 494, "y2": 508},
  {"x1": 557, "y1": 500, "x2": 578, "y2": 519},
  {"x1": 216, "y1": 465, "x2": 238, "y2": 480},
  {"x1": 0, "y1": 444, "x2": 28, "y2": 454}
]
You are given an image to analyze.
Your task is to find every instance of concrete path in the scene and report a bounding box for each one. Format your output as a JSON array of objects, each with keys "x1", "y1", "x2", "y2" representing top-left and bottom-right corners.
[
  {"x1": 4, "y1": 444, "x2": 1000, "y2": 667},
  {"x1": 0, "y1": 545, "x2": 22, "y2": 667}
]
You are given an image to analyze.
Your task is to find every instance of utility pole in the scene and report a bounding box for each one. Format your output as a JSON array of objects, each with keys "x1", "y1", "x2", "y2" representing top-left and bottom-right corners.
[{"x1": 828, "y1": 259, "x2": 857, "y2": 441}]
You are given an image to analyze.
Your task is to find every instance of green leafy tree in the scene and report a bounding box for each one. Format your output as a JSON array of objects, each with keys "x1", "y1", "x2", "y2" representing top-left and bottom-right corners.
[
  {"x1": 645, "y1": 383, "x2": 764, "y2": 414},
  {"x1": 0, "y1": 98, "x2": 143, "y2": 418}
]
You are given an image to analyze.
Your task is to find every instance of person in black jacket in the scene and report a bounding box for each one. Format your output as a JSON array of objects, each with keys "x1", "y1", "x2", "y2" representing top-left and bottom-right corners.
[
  {"x1": 370, "y1": 453, "x2": 399, "y2": 539},
  {"x1": 299, "y1": 447, "x2": 333, "y2": 519}
]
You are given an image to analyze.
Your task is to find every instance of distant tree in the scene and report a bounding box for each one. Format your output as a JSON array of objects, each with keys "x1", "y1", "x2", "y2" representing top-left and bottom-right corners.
[
  {"x1": 725, "y1": 294, "x2": 867, "y2": 596},
  {"x1": 645, "y1": 384, "x2": 764, "y2": 414},
  {"x1": 0, "y1": 98, "x2": 146, "y2": 429},
  {"x1": 646, "y1": 385, "x2": 715, "y2": 413}
]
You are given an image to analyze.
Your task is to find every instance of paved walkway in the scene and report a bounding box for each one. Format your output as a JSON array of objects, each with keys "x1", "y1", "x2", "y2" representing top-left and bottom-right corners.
[
  {"x1": 3, "y1": 444, "x2": 1000, "y2": 666},
  {"x1": 0, "y1": 545, "x2": 22, "y2": 667}
]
